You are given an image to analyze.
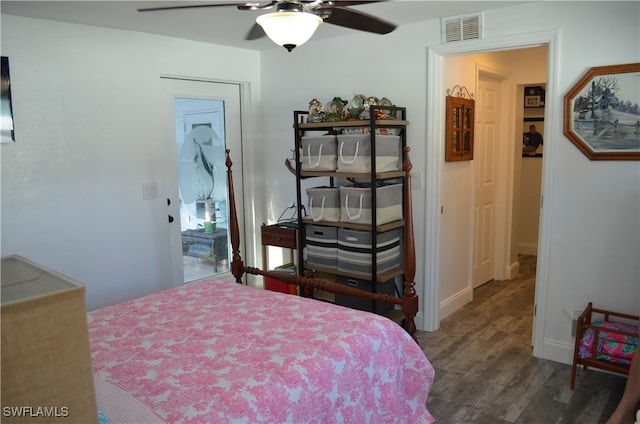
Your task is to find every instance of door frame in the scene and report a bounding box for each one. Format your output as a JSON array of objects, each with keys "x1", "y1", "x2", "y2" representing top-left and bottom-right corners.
[
  {"x1": 424, "y1": 30, "x2": 560, "y2": 359},
  {"x1": 160, "y1": 75, "x2": 258, "y2": 288}
]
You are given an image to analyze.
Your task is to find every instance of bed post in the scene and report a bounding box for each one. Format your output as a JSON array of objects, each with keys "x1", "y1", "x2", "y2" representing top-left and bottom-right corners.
[
  {"x1": 402, "y1": 147, "x2": 419, "y2": 341},
  {"x1": 226, "y1": 149, "x2": 244, "y2": 284}
]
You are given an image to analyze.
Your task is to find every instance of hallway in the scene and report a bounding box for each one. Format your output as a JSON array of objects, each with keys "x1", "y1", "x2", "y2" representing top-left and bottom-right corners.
[{"x1": 417, "y1": 255, "x2": 628, "y2": 423}]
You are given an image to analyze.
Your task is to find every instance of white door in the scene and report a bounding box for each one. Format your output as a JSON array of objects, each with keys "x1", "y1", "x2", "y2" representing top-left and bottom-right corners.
[
  {"x1": 473, "y1": 75, "x2": 501, "y2": 288},
  {"x1": 162, "y1": 78, "x2": 244, "y2": 286}
]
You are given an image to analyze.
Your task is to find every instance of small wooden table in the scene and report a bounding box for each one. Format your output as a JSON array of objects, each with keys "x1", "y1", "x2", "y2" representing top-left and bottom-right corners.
[
  {"x1": 260, "y1": 223, "x2": 298, "y2": 271},
  {"x1": 261, "y1": 223, "x2": 300, "y2": 294}
]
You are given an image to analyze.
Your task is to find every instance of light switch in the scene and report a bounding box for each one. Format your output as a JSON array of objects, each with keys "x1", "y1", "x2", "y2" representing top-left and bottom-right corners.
[{"x1": 142, "y1": 182, "x2": 158, "y2": 200}]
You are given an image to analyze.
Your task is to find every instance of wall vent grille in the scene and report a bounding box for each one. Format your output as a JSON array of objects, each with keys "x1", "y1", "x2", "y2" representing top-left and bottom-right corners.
[{"x1": 441, "y1": 13, "x2": 483, "y2": 43}]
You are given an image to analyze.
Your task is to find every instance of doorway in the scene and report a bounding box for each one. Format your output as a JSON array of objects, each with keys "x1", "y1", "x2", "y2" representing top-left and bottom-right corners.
[
  {"x1": 174, "y1": 98, "x2": 229, "y2": 282},
  {"x1": 425, "y1": 31, "x2": 558, "y2": 359},
  {"x1": 162, "y1": 77, "x2": 245, "y2": 285}
]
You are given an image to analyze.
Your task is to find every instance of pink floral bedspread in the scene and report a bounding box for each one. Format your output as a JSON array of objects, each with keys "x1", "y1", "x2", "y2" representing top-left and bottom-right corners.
[{"x1": 88, "y1": 279, "x2": 435, "y2": 423}]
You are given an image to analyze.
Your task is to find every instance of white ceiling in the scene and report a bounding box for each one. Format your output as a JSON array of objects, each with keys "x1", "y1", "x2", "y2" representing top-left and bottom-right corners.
[{"x1": 1, "y1": 1, "x2": 530, "y2": 51}]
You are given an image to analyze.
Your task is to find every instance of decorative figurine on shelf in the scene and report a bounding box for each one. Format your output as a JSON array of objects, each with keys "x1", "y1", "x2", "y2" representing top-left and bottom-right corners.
[
  {"x1": 324, "y1": 97, "x2": 348, "y2": 122},
  {"x1": 379, "y1": 97, "x2": 396, "y2": 119},
  {"x1": 366, "y1": 96, "x2": 379, "y2": 107},
  {"x1": 350, "y1": 94, "x2": 367, "y2": 119},
  {"x1": 308, "y1": 98, "x2": 323, "y2": 123},
  {"x1": 357, "y1": 96, "x2": 379, "y2": 120},
  {"x1": 359, "y1": 104, "x2": 371, "y2": 120}
]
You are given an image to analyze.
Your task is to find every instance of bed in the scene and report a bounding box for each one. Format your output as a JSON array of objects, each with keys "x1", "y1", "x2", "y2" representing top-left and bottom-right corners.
[{"x1": 88, "y1": 149, "x2": 435, "y2": 423}]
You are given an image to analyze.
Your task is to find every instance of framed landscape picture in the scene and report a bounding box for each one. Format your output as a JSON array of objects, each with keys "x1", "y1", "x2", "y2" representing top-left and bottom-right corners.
[{"x1": 564, "y1": 63, "x2": 640, "y2": 160}]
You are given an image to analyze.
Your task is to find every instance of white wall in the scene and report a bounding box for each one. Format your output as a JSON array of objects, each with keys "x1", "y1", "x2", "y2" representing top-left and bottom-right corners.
[
  {"x1": 439, "y1": 55, "x2": 476, "y2": 315},
  {"x1": 519, "y1": 158, "x2": 543, "y2": 255},
  {"x1": 0, "y1": 16, "x2": 261, "y2": 310},
  {"x1": 260, "y1": 1, "x2": 639, "y2": 364}
]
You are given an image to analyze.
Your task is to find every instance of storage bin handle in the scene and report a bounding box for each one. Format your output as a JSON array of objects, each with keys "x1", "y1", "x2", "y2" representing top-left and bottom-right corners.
[
  {"x1": 306, "y1": 144, "x2": 324, "y2": 169},
  {"x1": 338, "y1": 141, "x2": 360, "y2": 165},
  {"x1": 344, "y1": 194, "x2": 364, "y2": 220},
  {"x1": 309, "y1": 196, "x2": 326, "y2": 222}
]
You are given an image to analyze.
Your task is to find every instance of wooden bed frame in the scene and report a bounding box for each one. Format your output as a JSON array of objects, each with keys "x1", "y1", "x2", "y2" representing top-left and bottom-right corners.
[{"x1": 224, "y1": 148, "x2": 420, "y2": 340}]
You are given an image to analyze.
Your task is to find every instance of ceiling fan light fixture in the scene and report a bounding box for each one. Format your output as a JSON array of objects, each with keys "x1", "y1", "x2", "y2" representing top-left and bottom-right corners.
[{"x1": 256, "y1": 11, "x2": 322, "y2": 52}]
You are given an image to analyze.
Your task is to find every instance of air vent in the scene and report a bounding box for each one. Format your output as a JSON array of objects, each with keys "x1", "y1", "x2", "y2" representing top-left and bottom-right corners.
[{"x1": 441, "y1": 13, "x2": 482, "y2": 43}]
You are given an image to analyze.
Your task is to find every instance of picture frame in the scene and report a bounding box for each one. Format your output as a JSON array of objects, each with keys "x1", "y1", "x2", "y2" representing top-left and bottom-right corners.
[
  {"x1": 524, "y1": 86, "x2": 545, "y2": 108},
  {"x1": 525, "y1": 96, "x2": 541, "y2": 108},
  {"x1": 522, "y1": 118, "x2": 544, "y2": 157},
  {"x1": 563, "y1": 63, "x2": 640, "y2": 160}
]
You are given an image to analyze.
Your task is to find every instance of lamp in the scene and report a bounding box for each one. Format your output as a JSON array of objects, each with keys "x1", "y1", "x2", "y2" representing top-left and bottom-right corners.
[{"x1": 257, "y1": 10, "x2": 322, "y2": 52}]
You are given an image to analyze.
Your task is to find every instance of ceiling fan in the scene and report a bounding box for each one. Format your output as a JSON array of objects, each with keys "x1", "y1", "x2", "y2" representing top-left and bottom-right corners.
[{"x1": 138, "y1": 1, "x2": 396, "y2": 52}]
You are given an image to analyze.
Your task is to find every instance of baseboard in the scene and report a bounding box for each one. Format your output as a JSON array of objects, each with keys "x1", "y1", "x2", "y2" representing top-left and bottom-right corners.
[
  {"x1": 535, "y1": 337, "x2": 574, "y2": 365},
  {"x1": 506, "y1": 260, "x2": 520, "y2": 280},
  {"x1": 518, "y1": 242, "x2": 538, "y2": 256},
  {"x1": 439, "y1": 286, "x2": 473, "y2": 320}
]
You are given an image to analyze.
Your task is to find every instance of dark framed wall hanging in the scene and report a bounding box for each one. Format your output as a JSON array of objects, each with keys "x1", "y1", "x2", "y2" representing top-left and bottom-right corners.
[
  {"x1": 445, "y1": 86, "x2": 475, "y2": 162},
  {"x1": 524, "y1": 85, "x2": 545, "y2": 108},
  {"x1": 564, "y1": 62, "x2": 640, "y2": 160}
]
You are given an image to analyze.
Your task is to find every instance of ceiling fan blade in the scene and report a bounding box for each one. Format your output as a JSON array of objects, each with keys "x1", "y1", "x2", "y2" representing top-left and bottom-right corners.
[
  {"x1": 138, "y1": 3, "x2": 242, "y2": 12},
  {"x1": 245, "y1": 23, "x2": 266, "y2": 40},
  {"x1": 299, "y1": 0, "x2": 383, "y2": 6},
  {"x1": 330, "y1": 1, "x2": 383, "y2": 6},
  {"x1": 138, "y1": 2, "x2": 274, "y2": 12},
  {"x1": 318, "y1": 5, "x2": 395, "y2": 34}
]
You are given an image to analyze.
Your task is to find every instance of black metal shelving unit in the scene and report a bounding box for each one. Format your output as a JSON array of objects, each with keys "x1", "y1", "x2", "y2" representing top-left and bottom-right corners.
[{"x1": 292, "y1": 106, "x2": 408, "y2": 313}]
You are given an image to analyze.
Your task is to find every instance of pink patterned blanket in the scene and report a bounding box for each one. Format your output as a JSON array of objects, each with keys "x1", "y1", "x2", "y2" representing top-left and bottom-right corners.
[
  {"x1": 88, "y1": 279, "x2": 435, "y2": 423},
  {"x1": 579, "y1": 320, "x2": 638, "y2": 365}
]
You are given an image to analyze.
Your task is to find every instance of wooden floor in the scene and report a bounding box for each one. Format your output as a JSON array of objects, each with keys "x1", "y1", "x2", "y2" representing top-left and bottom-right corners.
[{"x1": 416, "y1": 255, "x2": 628, "y2": 424}]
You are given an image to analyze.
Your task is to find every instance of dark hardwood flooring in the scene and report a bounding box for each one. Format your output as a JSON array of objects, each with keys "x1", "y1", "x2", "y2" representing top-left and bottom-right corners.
[{"x1": 415, "y1": 255, "x2": 628, "y2": 424}]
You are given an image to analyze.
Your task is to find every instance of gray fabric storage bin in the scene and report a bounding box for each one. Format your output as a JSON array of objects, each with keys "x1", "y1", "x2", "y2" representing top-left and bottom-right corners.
[
  {"x1": 306, "y1": 186, "x2": 340, "y2": 222},
  {"x1": 335, "y1": 275, "x2": 396, "y2": 314},
  {"x1": 340, "y1": 183, "x2": 403, "y2": 225},
  {"x1": 301, "y1": 135, "x2": 338, "y2": 171},
  {"x1": 337, "y1": 228, "x2": 402, "y2": 275},
  {"x1": 305, "y1": 225, "x2": 338, "y2": 269},
  {"x1": 337, "y1": 134, "x2": 401, "y2": 173}
]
